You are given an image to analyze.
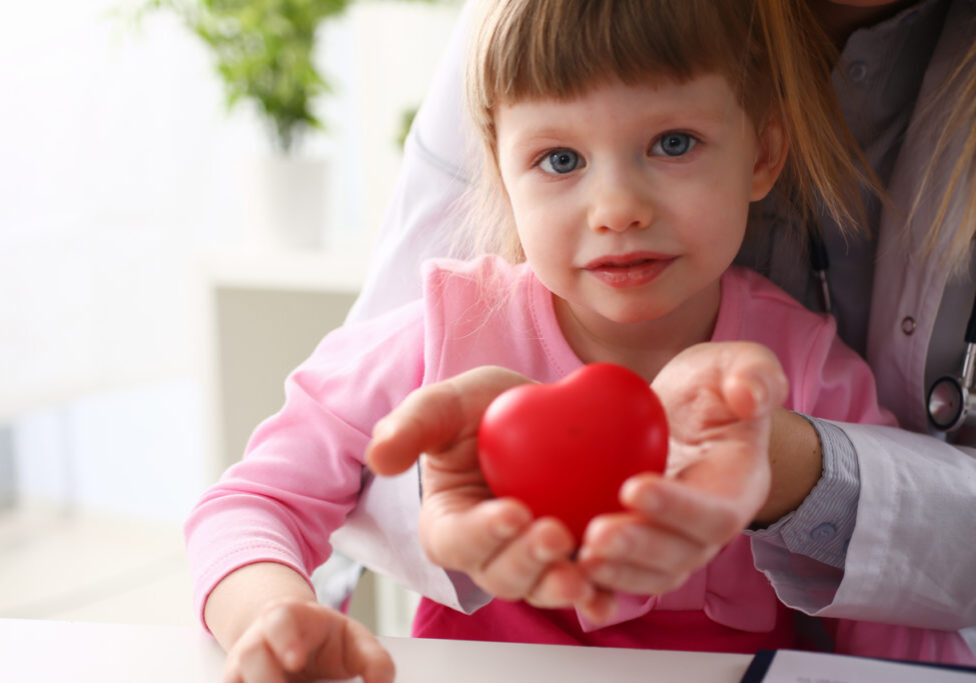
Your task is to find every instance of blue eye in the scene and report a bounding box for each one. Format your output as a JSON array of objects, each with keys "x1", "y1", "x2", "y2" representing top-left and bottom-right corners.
[
  {"x1": 652, "y1": 132, "x2": 696, "y2": 157},
  {"x1": 540, "y1": 149, "x2": 581, "y2": 174}
]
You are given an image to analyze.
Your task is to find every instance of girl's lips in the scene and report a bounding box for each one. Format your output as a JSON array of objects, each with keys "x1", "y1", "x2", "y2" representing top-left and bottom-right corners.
[{"x1": 583, "y1": 253, "x2": 675, "y2": 287}]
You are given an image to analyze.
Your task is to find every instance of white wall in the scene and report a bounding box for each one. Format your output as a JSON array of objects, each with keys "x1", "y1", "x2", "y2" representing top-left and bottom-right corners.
[{"x1": 0, "y1": 0, "x2": 462, "y2": 520}]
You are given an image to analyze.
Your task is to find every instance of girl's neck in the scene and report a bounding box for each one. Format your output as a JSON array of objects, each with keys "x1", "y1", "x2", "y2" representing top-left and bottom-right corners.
[{"x1": 552, "y1": 281, "x2": 722, "y2": 383}]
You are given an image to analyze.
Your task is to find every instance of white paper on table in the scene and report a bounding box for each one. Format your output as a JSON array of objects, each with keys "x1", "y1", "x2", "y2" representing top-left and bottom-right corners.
[{"x1": 756, "y1": 650, "x2": 976, "y2": 682}]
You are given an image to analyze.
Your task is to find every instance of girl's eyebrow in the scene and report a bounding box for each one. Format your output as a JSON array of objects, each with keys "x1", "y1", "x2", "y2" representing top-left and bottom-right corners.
[
  {"x1": 639, "y1": 103, "x2": 735, "y2": 127},
  {"x1": 511, "y1": 106, "x2": 731, "y2": 143},
  {"x1": 498, "y1": 118, "x2": 578, "y2": 147},
  {"x1": 513, "y1": 127, "x2": 571, "y2": 142}
]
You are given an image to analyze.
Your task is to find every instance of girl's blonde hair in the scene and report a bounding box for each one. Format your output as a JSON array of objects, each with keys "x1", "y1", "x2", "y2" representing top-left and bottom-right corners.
[{"x1": 459, "y1": 0, "x2": 873, "y2": 263}]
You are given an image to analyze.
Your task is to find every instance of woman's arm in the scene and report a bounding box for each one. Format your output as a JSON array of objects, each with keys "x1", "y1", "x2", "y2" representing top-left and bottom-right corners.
[
  {"x1": 754, "y1": 409, "x2": 823, "y2": 526},
  {"x1": 345, "y1": 0, "x2": 477, "y2": 323},
  {"x1": 759, "y1": 422, "x2": 976, "y2": 629}
]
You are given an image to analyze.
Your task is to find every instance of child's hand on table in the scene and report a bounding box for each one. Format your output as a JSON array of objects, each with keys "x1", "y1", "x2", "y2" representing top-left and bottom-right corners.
[
  {"x1": 216, "y1": 587, "x2": 394, "y2": 683},
  {"x1": 366, "y1": 342, "x2": 787, "y2": 622}
]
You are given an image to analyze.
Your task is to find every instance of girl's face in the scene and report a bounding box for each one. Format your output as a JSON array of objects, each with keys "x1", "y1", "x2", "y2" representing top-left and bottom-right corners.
[{"x1": 495, "y1": 74, "x2": 784, "y2": 344}]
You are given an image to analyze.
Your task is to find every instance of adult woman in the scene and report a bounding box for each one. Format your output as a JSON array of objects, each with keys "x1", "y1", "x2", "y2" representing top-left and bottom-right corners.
[{"x1": 354, "y1": 0, "x2": 976, "y2": 653}]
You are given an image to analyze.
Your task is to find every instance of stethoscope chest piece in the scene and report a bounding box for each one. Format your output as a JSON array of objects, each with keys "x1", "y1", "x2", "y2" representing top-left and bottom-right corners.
[
  {"x1": 928, "y1": 372, "x2": 974, "y2": 432},
  {"x1": 927, "y1": 289, "x2": 976, "y2": 434}
]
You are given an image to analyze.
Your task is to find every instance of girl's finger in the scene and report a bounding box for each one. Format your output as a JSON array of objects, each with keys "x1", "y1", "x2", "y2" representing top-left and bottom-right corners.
[
  {"x1": 235, "y1": 639, "x2": 288, "y2": 683},
  {"x1": 220, "y1": 661, "x2": 242, "y2": 683},
  {"x1": 309, "y1": 614, "x2": 396, "y2": 683},
  {"x1": 345, "y1": 619, "x2": 398, "y2": 683},
  {"x1": 261, "y1": 604, "x2": 308, "y2": 673}
]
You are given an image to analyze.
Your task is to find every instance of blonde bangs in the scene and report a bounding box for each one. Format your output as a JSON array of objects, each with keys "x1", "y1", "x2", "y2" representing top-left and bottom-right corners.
[{"x1": 468, "y1": 0, "x2": 770, "y2": 149}]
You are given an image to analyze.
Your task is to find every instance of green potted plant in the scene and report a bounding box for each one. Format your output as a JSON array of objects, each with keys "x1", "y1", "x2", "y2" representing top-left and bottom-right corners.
[
  {"x1": 140, "y1": 0, "x2": 436, "y2": 248},
  {"x1": 143, "y1": 0, "x2": 353, "y2": 155}
]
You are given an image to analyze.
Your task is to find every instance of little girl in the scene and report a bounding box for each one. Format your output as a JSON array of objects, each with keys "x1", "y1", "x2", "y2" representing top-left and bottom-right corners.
[{"x1": 187, "y1": 0, "x2": 974, "y2": 679}]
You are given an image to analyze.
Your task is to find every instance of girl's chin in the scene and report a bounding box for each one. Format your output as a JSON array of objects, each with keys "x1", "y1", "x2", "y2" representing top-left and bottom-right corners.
[{"x1": 571, "y1": 301, "x2": 672, "y2": 327}]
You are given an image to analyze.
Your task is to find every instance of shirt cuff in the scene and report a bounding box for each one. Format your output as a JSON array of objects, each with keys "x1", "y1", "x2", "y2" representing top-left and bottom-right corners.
[{"x1": 746, "y1": 414, "x2": 860, "y2": 569}]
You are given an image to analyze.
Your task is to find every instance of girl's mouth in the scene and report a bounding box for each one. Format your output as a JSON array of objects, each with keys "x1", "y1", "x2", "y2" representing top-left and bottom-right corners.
[{"x1": 583, "y1": 253, "x2": 675, "y2": 287}]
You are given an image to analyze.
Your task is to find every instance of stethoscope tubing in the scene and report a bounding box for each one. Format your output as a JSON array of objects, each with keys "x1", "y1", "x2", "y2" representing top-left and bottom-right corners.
[{"x1": 810, "y1": 231, "x2": 976, "y2": 434}]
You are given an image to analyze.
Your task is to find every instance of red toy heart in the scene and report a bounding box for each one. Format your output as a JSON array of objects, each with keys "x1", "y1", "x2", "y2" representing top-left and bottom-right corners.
[{"x1": 478, "y1": 362, "x2": 669, "y2": 544}]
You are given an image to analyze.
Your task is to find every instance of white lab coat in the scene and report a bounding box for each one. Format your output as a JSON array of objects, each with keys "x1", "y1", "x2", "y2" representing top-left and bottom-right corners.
[{"x1": 807, "y1": 0, "x2": 976, "y2": 632}]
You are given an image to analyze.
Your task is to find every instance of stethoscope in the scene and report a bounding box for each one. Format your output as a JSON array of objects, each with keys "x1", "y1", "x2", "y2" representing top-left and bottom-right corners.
[
  {"x1": 809, "y1": 232, "x2": 976, "y2": 434},
  {"x1": 926, "y1": 293, "x2": 976, "y2": 433}
]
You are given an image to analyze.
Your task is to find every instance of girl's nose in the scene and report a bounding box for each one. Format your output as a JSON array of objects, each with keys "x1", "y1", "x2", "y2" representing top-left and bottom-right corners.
[{"x1": 586, "y1": 167, "x2": 653, "y2": 233}]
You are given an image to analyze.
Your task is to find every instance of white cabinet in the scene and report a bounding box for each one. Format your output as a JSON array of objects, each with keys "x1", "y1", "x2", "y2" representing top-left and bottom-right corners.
[
  {"x1": 198, "y1": 249, "x2": 419, "y2": 636},
  {"x1": 199, "y1": 250, "x2": 367, "y2": 477}
]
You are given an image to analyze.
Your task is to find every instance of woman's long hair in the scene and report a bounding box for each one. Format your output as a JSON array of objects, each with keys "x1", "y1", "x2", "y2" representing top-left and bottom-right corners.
[{"x1": 906, "y1": 34, "x2": 976, "y2": 274}]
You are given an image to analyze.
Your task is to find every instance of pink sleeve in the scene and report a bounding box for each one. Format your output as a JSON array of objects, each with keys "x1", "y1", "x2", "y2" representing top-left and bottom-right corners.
[
  {"x1": 787, "y1": 314, "x2": 896, "y2": 428},
  {"x1": 184, "y1": 301, "x2": 426, "y2": 627},
  {"x1": 714, "y1": 269, "x2": 896, "y2": 427}
]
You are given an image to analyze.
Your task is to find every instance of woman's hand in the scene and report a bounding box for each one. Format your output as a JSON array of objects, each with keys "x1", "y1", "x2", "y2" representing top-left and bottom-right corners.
[
  {"x1": 366, "y1": 366, "x2": 616, "y2": 621},
  {"x1": 220, "y1": 598, "x2": 394, "y2": 683},
  {"x1": 576, "y1": 342, "x2": 789, "y2": 595}
]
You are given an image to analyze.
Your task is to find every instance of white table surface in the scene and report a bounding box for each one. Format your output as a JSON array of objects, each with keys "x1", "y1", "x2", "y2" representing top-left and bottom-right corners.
[{"x1": 0, "y1": 618, "x2": 753, "y2": 682}]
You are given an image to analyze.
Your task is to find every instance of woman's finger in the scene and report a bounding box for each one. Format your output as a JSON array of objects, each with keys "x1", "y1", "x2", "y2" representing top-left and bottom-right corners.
[
  {"x1": 419, "y1": 497, "x2": 533, "y2": 570},
  {"x1": 367, "y1": 366, "x2": 533, "y2": 475},
  {"x1": 575, "y1": 587, "x2": 619, "y2": 625},
  {"x1": 580, "y1": 513, "x2": 712, "y2": 575},
  {"x1": 620, "y1": 475, "x2": 746, "y2": 545},
  {"x1": 472, "y1": 516, "x2": 577, "y2": 601},
  {"x1": 653, "y1": 342, "x2": 787, "y2": 421},
  {"x1": 583, "y1": 559, "x2": 691, "y2": 596},
  {"x1": 523, "y1": 562, "x2": 595, "y2": 608}
]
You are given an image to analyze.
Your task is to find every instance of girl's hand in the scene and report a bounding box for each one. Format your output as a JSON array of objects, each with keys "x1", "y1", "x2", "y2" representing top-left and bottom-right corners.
[
  {"x1": 576, "y1": 342, "x2": 788, "y2": 595},
  {"x1": 221, "y1": 598, "x2": 394, "y2": 683},
  {"x1": 366, "y1": 366, "x2": 616, "y2": 621}
]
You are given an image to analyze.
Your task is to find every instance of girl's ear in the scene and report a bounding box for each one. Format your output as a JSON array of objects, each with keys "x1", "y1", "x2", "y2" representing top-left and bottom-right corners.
[{"x1": 750, "y1": 116, "x2": 789, "y2": 201}]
